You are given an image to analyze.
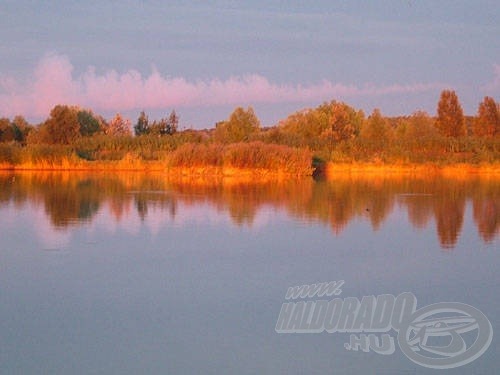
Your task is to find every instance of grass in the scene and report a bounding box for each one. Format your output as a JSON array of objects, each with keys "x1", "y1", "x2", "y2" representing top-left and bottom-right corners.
[
  {"x1": 167, "y1": 142, "x2": 313, "y2": 176},
  {"x1": 0, "y1": 132, "x2": 498, "y2": 177},
  {"x1": 0, "y1": 141, "x2": 314, "y2": 176}
]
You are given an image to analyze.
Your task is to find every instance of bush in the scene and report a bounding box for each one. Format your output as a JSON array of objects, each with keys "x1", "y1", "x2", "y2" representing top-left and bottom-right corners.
[{"x1": 168, "y1": 142, "x2": 312, "y2": 174}]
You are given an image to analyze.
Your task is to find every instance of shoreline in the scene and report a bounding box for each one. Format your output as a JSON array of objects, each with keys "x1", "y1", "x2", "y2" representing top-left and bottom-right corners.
[
  {"x1": 0, "y1": 161, "x2": 312, "y2": 178},
  {"x1": 323, "y1": 162, "x2": 500, "y2": 178},
  {"x1": 1, "y1": 160, "x2": 499, "y2": 178}
]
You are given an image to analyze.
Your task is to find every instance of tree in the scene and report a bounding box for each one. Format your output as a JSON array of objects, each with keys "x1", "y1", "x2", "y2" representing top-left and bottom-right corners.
[
  {"x1": 0, "y1": 118, "x2": 15, "y2": 142},
  {"x1": 166, "y1": 109, "x2": 179, "y2": 135},
  {"x1": 360, "y1": 108, "x2": 393, "y2": 151},
  {"x1": 149, "y1": 118, "x2": 168, "y2": 136},
  {"x1": 405, "y1": 111, "x2": 437, "y2": 140},
  {"x1": 214, "y1": 106, "x2": 260, "y2": 143},
  {"x1": 473, "y1": 96, "x2": 499, "y2": 137},
  {"x1": 329, "y1": 102, "x2": 360, "y2": 141},
  {"x1": 278, "y1": 101, "x2": 364, "y2": 149},
  {"x1": 11, "y1": 115, "x2": 33, "y2": 143},
  {"x1": 107, "y1": 113, "x2": 131, "y2": 136},
  {"x1": 148, "y1": 110, "x2": 178, "y2": 137},
  {"x1": 134, "y1": 111, "x2": 150, "y2": 136},
  {"x1": 320, "y1": 102, "x2": 361, "y2": 158},
  {"x1": 38, "y1": 105, "x2": 81, "y2": 144},
  {"x1": 435, "y1": 90, "x2": 466, "y2": 137},
  {"x1": 77, "y1": 110, "x2": 102, "y2": 136}
]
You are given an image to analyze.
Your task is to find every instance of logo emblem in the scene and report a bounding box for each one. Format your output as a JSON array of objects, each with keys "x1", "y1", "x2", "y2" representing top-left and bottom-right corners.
[{"x1": 398, "y1": 302, "x2": 493, "y2": 369}]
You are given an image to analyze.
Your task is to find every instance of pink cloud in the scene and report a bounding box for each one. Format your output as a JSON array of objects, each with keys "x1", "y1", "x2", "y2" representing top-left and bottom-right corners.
[{"x1": 0, "y1": 53, "x2": 442, "y2": 119}]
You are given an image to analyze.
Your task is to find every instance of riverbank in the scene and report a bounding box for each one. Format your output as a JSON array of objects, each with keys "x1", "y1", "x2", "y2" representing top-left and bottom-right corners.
[
  {"x1": 2, "y1": 159, "x2": 499, "y2": 179},
  {"x1": 323, "y1": 162, "x2": 500, "y2": 178},
  {"x1": 0, "y1": 161, "x2": 310, "y2": 177},
  {"x1": 0, "y1": 142, "x2": 314, "y2": 176}
]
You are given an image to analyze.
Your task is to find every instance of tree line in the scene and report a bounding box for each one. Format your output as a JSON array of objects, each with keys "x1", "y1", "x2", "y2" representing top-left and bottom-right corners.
[
  {"x1": 0, "y1": 106, "x2": 179, "y2": 144},
  {"x1": 263, "y1": 91, "x2": 498, "y2": 163},
  {"x1": 0, "y1": 90, "x2": 498, "y2": 165}
]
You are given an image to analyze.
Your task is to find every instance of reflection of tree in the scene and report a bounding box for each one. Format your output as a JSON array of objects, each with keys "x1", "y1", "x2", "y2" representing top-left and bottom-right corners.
[
  {"x1": 226, "y1": 194, "x2": 257, "y2": 226},
  {"x1": 133, "y1": 192, "x2": 177, "y2": 222},
  {"x1": 307, "y1": 181, "x2": 357, "y2": 235},
  {"x1": 328, "y1": 195, "x2": 353, "y2": 235},
  {"x1": 169, "y1": 178, "x2": 314, "y2": 228},
  {"x1": 363, "y1": 180, "x2": 395, "y2": 231},
  {"x1": 399, "y1": 179, "x2": 436, "y2": 229},
  {"x1": 429, "y1": 179, "x2": 468, "y2": 249},
  {"x1": 405, "y1": 196, "x2": 434, "y2": 229},
  {"x1": 473, "y1": 197, "x2": 499, "y2": 243},
  {"x1": 40, "y1": 178, "x2": 101, "y2": 227},
  {"x1": 1, "y1": 171, "x2": 498, "y2": 249},
  {"x1": 109, "y1": 197, "x2": 131, "y2": 221},
  {"x1": 0, "y1": 173, "x2": 30, "y2": 207},
  {"x1": 295, "y1": 178, "x2": 396, "y2": 234},
  {"x1": 0, "y1": 173, "x2": 15, "y2": 204},
  {"x1": 434, "y1": 196, "x2": 465, "y2": 249},
  {"x1": 135, "y1": 197, "x2": 148, "y2": 221}
]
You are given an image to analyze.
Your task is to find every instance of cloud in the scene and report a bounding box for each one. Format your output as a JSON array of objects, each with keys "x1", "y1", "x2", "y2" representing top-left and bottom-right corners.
[{"x1": 0, "y1": 53, "x2": 442, "y2": 119}]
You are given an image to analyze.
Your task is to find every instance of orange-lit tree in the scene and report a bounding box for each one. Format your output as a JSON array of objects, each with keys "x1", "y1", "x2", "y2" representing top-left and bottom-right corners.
[
  {"x1": 360, "y1": 108, "x2": 393, "y2": 154},
  {"x1": 435, "y1": 90, "x2": 466, "y2": 137},
  {"x1": 107, "y1": 113, "x2": 132, "y2": 136},
  {"x1": 473, "y1": 96, "x2": 499, "y2": 137},
  {"x1": 213, "y1": 106, "x2": 260, "y2": 143},
  {"x1": 40, "y1": 105, "x2": 81, "y2": 144},
  {"x1": 0, "y1": 117, "x2": 15, "y2": 142}
]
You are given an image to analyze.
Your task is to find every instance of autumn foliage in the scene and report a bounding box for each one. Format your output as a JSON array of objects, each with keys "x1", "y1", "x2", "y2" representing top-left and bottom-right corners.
[
  {"x1": 0, "y1": 90, "x2": 499, "y2": 173},
  {"x1": 435, "y1": 90, "x2": 466, "y2": 137},
  {"x1": 473, "y1": 96, "x2": 499, "y2": 138},
  {"x1": 169, "y1": 142, "x2": 312, "y2": 175}
]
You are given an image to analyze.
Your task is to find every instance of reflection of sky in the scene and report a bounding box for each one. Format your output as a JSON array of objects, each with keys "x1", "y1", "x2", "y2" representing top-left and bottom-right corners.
[
  {"x1": 2, "y1": 201, "x2": 72, "y2": 250},
  {"x1": 0, "y1": 199, "x2": 284, "y2": 248},
  {"x1": 0, "y1": 195, "x2": 498, "y2": 374},
  {"x1": 89, "y1": 200, "x2": 284, "y2": 237}
]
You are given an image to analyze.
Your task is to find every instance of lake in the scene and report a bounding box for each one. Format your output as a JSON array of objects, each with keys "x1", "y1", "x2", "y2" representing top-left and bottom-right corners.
[{"x1": 0, "y1": 171, "x2": 498, "y2": 374}]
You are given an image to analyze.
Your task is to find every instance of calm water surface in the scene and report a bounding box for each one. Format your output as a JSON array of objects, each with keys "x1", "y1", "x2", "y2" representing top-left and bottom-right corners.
[{"x1": 0, "y1": 172, "x2": 498, "y2": 374}]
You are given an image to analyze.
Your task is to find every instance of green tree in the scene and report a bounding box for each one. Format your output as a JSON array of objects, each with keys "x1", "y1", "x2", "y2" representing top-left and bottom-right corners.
[
  {"x1": 473, "y1": 96, "x2": 499, "y2": 137},
  {"x1": 77, "y1": 110, "x2": 102, "y2": 136},
  {"x1": 435, "y1": 90, "x2": 466, "y2": 137},
  {"x1": 11, "y1": 115, "x2": 33, "y2": 143},
  {"x1": 134, "y1": 111, "x2": 150, "y2": 136},
  {"x1": 214, "y1": 106, "x2": 260, "y2": 143}
]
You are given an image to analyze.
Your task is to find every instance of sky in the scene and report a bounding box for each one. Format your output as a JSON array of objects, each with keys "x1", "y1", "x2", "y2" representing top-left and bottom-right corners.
[{"x1": 0, "y1": 0, "x2": 499, "y2": 128}]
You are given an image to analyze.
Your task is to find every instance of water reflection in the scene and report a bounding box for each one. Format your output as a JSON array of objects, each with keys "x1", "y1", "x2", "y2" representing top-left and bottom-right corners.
[{"x1": 0, "y1": 171, "x2": 498, "y2": 248}]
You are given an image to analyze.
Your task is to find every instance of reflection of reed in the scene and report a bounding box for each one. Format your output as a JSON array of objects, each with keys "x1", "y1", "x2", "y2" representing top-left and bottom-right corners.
[{"x1": 0, "y1": 171, "x2": 498, "y2": 248}]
